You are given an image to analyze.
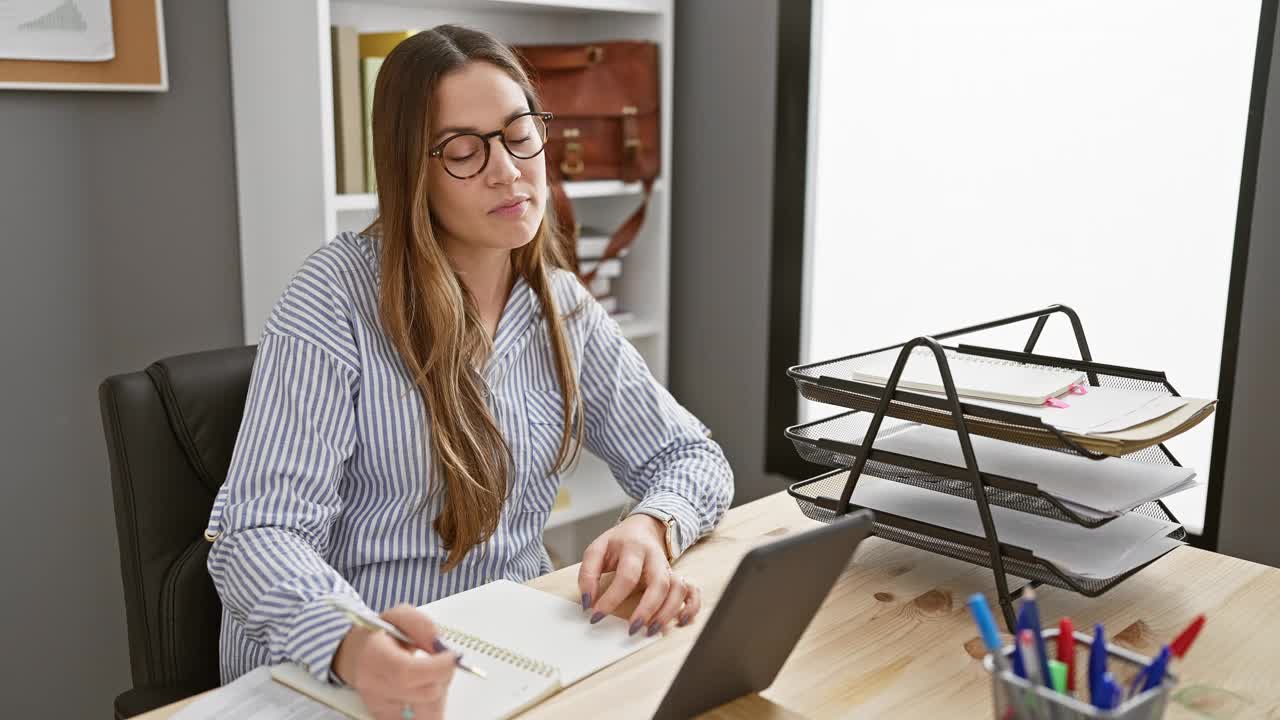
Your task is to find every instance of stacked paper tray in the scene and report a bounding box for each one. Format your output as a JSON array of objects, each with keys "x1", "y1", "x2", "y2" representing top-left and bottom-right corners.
[
  {"x1": 786, "y1": 410, "x2": 1198, "y2": 529},
  {"x1": 788, "y1": 344, "x2": 1214, "y2": 458},
  {"x1": 789, "y1": 468, "x2": 1185, "y2": 597},
  {"x1": 786, "y1": 412, "x2": 1113, "y2": 527}
]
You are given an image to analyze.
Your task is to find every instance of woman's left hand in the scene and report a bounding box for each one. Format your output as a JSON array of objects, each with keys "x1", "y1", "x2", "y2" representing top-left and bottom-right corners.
[{"x1": 577, "y1": 514, "x2": 701, "y2": 637}]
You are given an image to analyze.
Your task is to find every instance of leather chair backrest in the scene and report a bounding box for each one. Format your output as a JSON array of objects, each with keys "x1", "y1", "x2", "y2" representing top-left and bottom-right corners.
[{"x1": 98, "y1": 346, "x2": 256, "y2": 691}]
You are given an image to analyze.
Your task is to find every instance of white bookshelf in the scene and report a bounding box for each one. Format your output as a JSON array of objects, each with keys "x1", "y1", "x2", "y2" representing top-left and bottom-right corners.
[
  {"x1": 332, "y1": 178, "x2": 661, "y2": 212},
  {"x1": 227, "y1": 0, "x2": 674, "y2": 547}
]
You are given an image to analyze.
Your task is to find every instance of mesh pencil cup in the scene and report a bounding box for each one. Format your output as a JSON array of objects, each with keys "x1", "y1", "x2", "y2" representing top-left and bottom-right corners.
[{"x1": 982, "y1": 628, "x2": 1176, "y2": 719}]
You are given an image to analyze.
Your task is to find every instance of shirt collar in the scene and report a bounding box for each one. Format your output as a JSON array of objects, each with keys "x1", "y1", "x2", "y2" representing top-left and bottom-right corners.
[{"x1": 489, "y1": 272, "x2": 538, "y2": 370}]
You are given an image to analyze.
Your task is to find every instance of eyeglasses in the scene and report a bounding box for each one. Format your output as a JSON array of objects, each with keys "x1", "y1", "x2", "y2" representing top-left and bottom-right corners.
[{"x1": 428, "y1": 111, "x2": 553, "y2": 180}]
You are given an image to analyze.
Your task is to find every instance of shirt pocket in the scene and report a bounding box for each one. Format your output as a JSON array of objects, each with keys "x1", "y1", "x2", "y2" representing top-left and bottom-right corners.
[{"x1": 519, "y1": 387, "x2": 567, "y2": 515}]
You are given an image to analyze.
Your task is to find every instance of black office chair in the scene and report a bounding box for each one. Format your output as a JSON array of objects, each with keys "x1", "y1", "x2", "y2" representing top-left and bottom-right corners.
[{"x1": 98, "y1": 346, "x2": 257, "y2": 719}]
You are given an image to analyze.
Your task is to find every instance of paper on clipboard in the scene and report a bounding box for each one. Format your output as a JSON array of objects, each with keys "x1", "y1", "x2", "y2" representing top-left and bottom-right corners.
[{"x1": 0, "y1": 0, "x2": 116, "y2": 62}]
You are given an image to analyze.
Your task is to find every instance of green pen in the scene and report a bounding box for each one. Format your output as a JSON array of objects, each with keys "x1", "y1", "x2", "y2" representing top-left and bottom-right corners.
[{"x1": 1049, "y1": 659, "x2": 1068, "y2": 695}]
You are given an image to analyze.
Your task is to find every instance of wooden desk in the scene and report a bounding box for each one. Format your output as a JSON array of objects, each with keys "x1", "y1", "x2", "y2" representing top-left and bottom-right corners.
[{"x1": 141, "y1": 491, "x2": 1280, "y2": 719}]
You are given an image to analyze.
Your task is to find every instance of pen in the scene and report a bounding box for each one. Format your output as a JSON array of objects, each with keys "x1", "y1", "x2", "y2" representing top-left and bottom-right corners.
[
  {"x1": 1048, "y1": 659, "x2": 1068, "y2": 694},
  {"x1": 1057, "y1": 617, "x2": 1075, "y2": 693},
  {"x1": 1171, "y1": 614, "x2": 1206, "y2": 660},
  {"x1": 1099, "y1": 672, "x2": 1121, "y2": 710},
  {"x1": 1011, "y1": 601, "x2": 1033, "y2": 680},
  {"x1": 327, "y1": 598, "x2": 488, "y2": 679},
  {"x1": 967, "y1": 593, "x2": 1011, "y2": 675},
  {"x1": 1020, "y1": 629, "x2": 1043, "y2": 689},
  {"x1": 1089, "y1": 624, "x2": 1107, "y2": 708},
  {"x1": 968, "y1": 594, "x2": 1017, "y2": 718},
  {"x1": 1019, "y1": 630, "x2": 1047, "y2": 720},
  {"x1": 1021, "y1": 588, "x2": 1053, "y2": 693},
  {"x1": 1140, "y1": 646, "x2": 1171, "y2": 694}
]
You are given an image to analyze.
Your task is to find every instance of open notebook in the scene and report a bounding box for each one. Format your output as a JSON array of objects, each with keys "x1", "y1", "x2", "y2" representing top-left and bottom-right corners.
[
  {"x1": 272, "y1": 580, "x2": 659, "y2": 719},
  {"x1": 850, "y1": 347, "x2": 1087, "y2": 406}
]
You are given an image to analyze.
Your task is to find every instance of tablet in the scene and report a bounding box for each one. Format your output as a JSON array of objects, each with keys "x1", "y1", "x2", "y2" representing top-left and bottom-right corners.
[{"x1": 652, "y1": 509, "x2": 875, "y2": 719}]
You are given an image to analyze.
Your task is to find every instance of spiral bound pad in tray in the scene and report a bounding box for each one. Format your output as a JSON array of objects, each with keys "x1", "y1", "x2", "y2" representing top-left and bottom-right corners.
[
  {"x1": 788, "y1": 343, "x2": 1213, "y2": 458},
  {"x1": 789, "y1": 468, "x2": 1185, "y2": 596}
]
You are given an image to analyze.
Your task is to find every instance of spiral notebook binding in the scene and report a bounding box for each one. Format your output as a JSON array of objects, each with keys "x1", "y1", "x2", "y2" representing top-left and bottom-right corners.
[{"x1": 438, "y1": 624, "x2": 559, "y2": 679}]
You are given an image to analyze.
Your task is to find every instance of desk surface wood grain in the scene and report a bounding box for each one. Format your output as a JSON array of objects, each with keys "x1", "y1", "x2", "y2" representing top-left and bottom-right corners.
[{"x1": 139, "y1": 491, "x2": 1280, "y2": 719}]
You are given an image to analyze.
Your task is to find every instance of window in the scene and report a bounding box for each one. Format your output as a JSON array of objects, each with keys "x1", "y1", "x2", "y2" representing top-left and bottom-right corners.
[{"x1": 771, "y1": 1, "x2": 1263, "y2": 536}]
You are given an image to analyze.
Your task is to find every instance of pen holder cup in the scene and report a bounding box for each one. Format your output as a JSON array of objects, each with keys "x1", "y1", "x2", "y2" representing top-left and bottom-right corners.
[{"x1": 982, "y1": 629, "x2": 1176, "y2": 720}]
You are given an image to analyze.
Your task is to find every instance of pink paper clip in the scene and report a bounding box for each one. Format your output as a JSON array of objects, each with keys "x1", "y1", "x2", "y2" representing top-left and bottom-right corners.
[
  {"x1": 1045, "y1": 396, "x2": 1070, "y2": 409},
  {"x1": 1069, "y1": 383, "x2": 1089, "y2": 396}
]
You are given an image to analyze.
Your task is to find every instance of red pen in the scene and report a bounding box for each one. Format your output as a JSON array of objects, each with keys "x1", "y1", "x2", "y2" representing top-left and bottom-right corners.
[
  {"x1": 1171, "y1": 614, "x2": 1206, "y2": 660},
  {"x1": 1058, "y1": 617, "x2": 1076, "y2": 693}
]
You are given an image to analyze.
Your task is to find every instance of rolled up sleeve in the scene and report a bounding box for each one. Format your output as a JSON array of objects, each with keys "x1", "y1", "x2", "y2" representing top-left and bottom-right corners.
[
  {"x1": 205, "y1": 332, "x2": 376, "y2": 682},
  {"x1": 577, "y1": 303, "x2": 734, "y2": 555}
]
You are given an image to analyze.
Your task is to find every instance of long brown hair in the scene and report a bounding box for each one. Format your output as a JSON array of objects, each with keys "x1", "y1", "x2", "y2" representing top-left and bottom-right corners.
[{"x1": 368, "y1": 25, "x2": 582, "y2": 570}]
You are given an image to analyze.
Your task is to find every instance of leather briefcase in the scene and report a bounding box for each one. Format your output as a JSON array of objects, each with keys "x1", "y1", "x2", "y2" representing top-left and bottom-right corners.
[{"x1": 515, "y1": 40, "x2": 660, "y2": 283}]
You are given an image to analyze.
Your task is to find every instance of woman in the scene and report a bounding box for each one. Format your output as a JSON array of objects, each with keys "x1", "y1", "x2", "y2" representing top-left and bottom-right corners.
[{"x1": 204, "y1": 24, "x2": 734, "y2": 720}]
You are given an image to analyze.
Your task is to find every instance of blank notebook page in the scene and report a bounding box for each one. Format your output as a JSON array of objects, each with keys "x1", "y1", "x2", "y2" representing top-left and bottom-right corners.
[{"x1": 423, "y1": 579, "x2": 659, "y2": 685}]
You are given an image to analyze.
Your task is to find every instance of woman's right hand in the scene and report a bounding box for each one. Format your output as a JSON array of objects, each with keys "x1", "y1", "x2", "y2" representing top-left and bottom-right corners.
[{"x1": 331, "y1": 604, "x2": 457, "y2": 720}]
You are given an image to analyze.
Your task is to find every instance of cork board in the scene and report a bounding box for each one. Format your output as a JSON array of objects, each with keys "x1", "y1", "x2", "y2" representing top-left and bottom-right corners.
[{"x1": 0, "y1": 0, "x2": 167, "y2": 92}]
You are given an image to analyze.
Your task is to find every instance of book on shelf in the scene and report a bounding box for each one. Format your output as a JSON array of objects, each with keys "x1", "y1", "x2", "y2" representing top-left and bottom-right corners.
[
  {"x1": 358, "y1": 32, "x2": 415, "y2": 194},
  {"x1": 579, "y1": 257, "x2": 622, "y2": 279},
  {"x1": 575, "y1": 227, "x2": 630, "y2": 260},
  {"x1": 577, "y1": 232, "x2": 610, "y2": 259},
  {"x1": 330, "y1": 27, "x2": 363, "y2": 195}
]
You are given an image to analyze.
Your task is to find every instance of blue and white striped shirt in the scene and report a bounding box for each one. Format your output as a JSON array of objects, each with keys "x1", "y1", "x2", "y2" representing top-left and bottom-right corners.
[{"x1": 205, "y1": 232, "x2": 734, "y2": 684}]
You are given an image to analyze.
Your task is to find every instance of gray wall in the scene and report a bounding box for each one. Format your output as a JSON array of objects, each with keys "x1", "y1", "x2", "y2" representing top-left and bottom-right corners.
[
  {"x1": 1216, "y1": 13, "x2": 1280, "y2": 568},
  {"x1": 0, "y1": 1, "x2": 243, "y2": 714},
  {"x1": 670, "y1": 0, "x2": 783, "y2": 505}
]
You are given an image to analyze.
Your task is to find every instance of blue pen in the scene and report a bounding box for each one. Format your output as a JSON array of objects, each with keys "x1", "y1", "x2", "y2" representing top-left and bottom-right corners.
[
  {"x1": 1009, "y1": 609, "x2": 1027, "y2": 678},
  {"x1": 1140, "y1": 646, "x2": 1171, "y2": 693},
  {"x1": 1021, "y1": 588, "x2": 1054, "y2": 693},
  {"x1": 1089, "y1": 624, "x2": 1108, "y2": 708},
  {"x1": 1100, "y1": 672, "x2": 1121, "y2": 710},
  {"x1": 967, "y1": 594, "x2": 1011, "y2": 675}
]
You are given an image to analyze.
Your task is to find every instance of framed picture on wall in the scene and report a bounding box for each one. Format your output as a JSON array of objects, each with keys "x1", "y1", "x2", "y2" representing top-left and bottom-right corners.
[{"x1": 0, "y1": 0, "x2": 167, "y2": 92}]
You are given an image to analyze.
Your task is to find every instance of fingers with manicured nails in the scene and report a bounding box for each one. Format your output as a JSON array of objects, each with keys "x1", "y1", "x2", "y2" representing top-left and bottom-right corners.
[
  {"x1": 343, "y1": 612, "x2": 455, "y2": 720},
  {"x1": 648, "y1": 572, "x2": 690, "y2": 635},
  {"x1": 578, "y1": 537, "x2": 607, "y2": 612},
  {"x1": 626, "y1": 550, "x2": 672, "y2": 635},
  {"x1": 591, "y1": 546, "x2": 644, "y2": 620},
  {"x1": 678, "y1": 582, "x2": 702, "y2": 626},
  {"x1": 381, "y1": 604, "x2": 443, "y2": 652}
]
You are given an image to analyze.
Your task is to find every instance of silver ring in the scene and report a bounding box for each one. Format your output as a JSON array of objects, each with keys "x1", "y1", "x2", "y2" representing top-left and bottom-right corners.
[{"x1": 401, "y1": 703, "x2": 415, "y2": 720}]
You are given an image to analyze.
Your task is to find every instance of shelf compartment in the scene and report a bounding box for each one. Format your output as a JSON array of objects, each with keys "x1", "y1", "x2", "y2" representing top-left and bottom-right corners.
[
  {"x1": 333, "y1": 178, "x2": 662, "y2": 214},
  {"x1": 786, "y1": 410, "x2": 1141, "y2": 528},
  {"x1": 788, "y1": 468, "x2": 1184, "y2": 597},
  {"x1": 334, "y1": 0, "x2": 667, "y2": 15},
  {"x1": 789, "y1": 342, "x2": 1180, "y2": 460}
]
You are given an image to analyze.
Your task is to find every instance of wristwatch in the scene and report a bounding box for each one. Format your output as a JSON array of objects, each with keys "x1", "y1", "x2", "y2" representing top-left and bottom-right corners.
[{"x1": 632, "y1": 508, "x2": 682, "y2": 562}]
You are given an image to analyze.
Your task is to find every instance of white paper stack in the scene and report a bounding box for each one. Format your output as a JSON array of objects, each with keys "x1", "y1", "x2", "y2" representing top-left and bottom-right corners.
[
  {"x1": 848, "y1": 474, "x2": 1184, "y2": 579},
  {"x1": 849, "y1": 420, "x2": 1199, "y2": 521}
]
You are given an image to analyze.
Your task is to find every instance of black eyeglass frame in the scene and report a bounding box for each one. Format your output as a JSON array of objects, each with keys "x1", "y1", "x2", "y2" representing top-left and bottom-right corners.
[{"x1": 428, "y1": 111, "x2": 555, "y2": 180}]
